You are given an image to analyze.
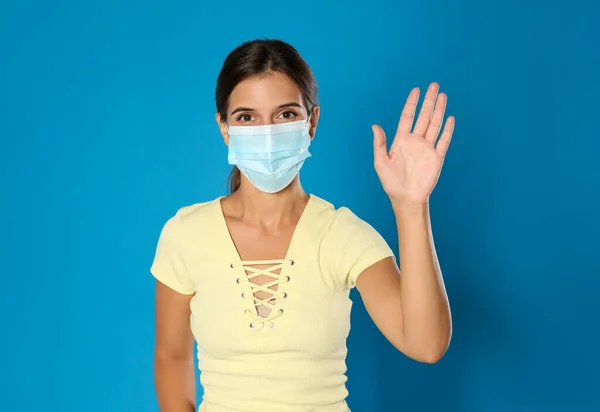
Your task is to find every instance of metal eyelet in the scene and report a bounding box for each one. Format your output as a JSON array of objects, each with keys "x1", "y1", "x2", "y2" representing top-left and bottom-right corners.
[
  {"x1": 282, "y1": 292, "x2": 287, "y2": 298},
  {"x1": 230, "y1": 263, "x2": 234, "y2": 269},
  {"x1": 290, "y1": 260, "x2": 295, "y2": 266},
  {"x1": 241, "y1": 292, "x2": 246, "y2": 298},
  {"x1": 277, "y1": 309, "x2": 284, "y2": 315},
  {"x1": 244, "y1": 309, "x2": 251, "y2": 314},
  {"x1": 236, "y1": 278, "x2": 240, "y2": 284},
  {"x1": 249, "y1": 323, "x2": 255, "y2": 328},
  {"x1": 285, "y1": 276, "x2": 291, "y2": 282}
]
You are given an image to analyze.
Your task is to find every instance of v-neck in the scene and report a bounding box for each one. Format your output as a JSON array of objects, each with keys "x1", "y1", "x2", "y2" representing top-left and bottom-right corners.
[{"x1": 215, "y1": 194, "x2": 314, "y2": 264}]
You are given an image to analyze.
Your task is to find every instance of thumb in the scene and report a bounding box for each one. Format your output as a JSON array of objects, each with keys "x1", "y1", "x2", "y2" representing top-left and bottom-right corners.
[{"x1": 372, "y1": 124, "x2": 389, "y2": 167}]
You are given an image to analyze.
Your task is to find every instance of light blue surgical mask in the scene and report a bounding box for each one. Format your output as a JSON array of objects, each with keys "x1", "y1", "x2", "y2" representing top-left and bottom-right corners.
[{"x1": 226, "y1": 119, "x2": 312, "y2": 193}]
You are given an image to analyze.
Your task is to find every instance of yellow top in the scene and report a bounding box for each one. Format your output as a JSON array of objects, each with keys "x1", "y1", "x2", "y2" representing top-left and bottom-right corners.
[{"x1": 150, "y1": 194, "x2": 395, "y2": 412}]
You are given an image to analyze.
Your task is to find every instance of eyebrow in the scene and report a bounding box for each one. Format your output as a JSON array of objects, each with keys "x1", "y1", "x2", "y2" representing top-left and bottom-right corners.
[{"x1": 230, "y1": 102, "x2": 303, "y2": 115}]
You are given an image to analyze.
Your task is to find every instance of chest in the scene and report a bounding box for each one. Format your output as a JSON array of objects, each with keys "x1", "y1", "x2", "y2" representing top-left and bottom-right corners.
[{"x1": 188, "y1": 244, "x2": 352, "y2": 360}]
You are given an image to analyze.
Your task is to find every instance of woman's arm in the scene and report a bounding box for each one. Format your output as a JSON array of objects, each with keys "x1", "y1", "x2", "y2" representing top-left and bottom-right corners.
[
  {"x1": 154, "y1": 280, "x2": 196, "y2": 412},
  {"x1": 358, "y1": 82, "x2": 454, "y2": 363},
  {"x1": 356, "y1": 202, "x2": 451, "y2": 363}
]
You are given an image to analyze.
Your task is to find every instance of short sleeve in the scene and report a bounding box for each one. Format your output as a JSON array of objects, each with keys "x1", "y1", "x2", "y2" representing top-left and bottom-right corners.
[
  {"x1": 150, "y1": 213, "x2": 195, "y2": 295},
  {"x1": 325, "y1": 207, "x2": 396, "y2": 289}
]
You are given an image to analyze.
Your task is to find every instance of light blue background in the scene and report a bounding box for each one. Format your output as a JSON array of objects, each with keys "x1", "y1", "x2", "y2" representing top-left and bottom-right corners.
[{"x1": 1, "y1": 1, "x2": 598, "y2": 411}]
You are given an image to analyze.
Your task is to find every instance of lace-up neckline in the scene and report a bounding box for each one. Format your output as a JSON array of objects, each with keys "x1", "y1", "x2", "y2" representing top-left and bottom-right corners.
[
  {"x1": 217, "y1": 194, "x2": 314, "y2": 330},
  {"x1": 231, "y1": 259, "x2": 294, "y2": 328}
]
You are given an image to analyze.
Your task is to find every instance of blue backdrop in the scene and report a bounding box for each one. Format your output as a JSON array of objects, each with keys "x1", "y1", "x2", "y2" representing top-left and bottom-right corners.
[{"x1": 1, "y1": 1, "x2": 598, "y2": 411}]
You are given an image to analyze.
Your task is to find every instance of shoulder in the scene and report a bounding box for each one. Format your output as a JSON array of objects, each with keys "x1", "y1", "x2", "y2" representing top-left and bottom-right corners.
[
  {"x1": 313, "y1": 195, "x2": 393, "y2": 287},
  {"x1": 159, "y1": 197, "x2": 222, "y2": 239},
  {"x1": 308, "y1": 194, "x2": 370, "y2": 233},
  {"x1": 175, "y1": 197, "x2": 221, "y2": 222}
]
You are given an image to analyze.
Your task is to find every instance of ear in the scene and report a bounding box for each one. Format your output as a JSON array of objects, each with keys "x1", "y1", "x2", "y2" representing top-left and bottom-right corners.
[
  {"x1": 308, "y1": 106, "x2": 320, "y2": 140},
  {"x1": 216, "y1": 113, "x2": 230, "y2": 146}
]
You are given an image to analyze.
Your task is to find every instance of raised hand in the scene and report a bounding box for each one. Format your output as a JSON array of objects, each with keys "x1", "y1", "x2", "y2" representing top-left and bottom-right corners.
[{"x1": 372, "y1": 82, "x2": 455, "y2": 205}]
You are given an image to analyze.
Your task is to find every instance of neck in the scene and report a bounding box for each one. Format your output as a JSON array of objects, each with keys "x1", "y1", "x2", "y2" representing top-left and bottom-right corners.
[{"x1": 229, "y1": 178, "x2": 309, "y2": 227}]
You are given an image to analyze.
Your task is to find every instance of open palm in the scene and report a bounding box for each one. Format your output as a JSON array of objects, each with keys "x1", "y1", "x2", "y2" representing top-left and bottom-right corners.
[{"x1": 373, "y1": 82, "x2": 455, "y2": 205}]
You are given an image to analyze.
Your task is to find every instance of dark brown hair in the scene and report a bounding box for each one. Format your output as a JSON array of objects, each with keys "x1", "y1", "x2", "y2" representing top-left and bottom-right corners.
[{"x1": 215, "y1": 39, "x2": 319, "y2": 193}]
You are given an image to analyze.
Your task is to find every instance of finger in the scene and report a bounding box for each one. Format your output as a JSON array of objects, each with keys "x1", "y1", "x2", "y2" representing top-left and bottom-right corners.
[
  {"x1": 413, "y1": 82, "x2": 440, "y2": 136},
  {"x1": 396, "y1": 88, "x2": 420, "y2": 135},
  {"x1": 425, "y1": 92, "x2": 447, "y2": 144},
  {"x1": 372, "y1": 124, "x2": 390, "y2": 168},
  {"x1": 435, "y1": 116, "x2": 455, "y2": 157}
]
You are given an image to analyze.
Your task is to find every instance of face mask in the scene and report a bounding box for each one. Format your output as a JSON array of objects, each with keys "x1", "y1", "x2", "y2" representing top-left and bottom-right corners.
[{"x1": 226, "y1": 119, "x2": 312, "y2": 193}]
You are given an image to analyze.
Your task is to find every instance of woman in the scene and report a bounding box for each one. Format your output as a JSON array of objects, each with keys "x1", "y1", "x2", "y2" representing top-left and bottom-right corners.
[{"x1": 151, "y1": 38, "x2": 454, "y2": 412}]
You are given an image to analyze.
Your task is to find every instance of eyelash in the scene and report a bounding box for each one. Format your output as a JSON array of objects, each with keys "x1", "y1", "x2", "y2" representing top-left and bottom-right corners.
[
  {"x1": 235, "y1": 110, "x2": 298, "y2": 122},
  {"x1": 280, "y1": 110, "x2": 298, "y2": 119},
  {"x1": 235, "y1": 113, "x2": 252, "y2": 122}
]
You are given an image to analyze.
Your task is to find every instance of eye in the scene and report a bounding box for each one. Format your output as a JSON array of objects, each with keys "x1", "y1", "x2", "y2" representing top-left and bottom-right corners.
[
  {"x1": 279, "y1": 110, "x2": 299, "y2": 120},
  {"x1": 235, "y1": 113, "x2": 255, "y2": 123}
]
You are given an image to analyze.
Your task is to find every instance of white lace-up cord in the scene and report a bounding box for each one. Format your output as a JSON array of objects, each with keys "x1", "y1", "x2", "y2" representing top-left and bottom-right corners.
[{"x1": 232, "y1": 259, "x2": 293, "y2": 328}]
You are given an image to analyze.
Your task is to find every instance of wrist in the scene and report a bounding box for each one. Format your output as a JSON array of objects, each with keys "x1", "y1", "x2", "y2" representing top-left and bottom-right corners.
[{"x1": 390, "y1": 198, "x2": 429, "y2": 217}]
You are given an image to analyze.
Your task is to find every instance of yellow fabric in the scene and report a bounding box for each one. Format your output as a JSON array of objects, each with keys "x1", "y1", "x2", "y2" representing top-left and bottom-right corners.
[{"x1": 150, "y1": 194, "x2": 395, "y2": 412}]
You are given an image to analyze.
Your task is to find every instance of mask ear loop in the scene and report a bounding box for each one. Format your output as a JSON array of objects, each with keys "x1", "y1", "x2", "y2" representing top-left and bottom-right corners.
[
  {"x1": 306, "y1": 110, "x2": 313, "y2": 124},
  {"x1": 305, "y1": 110, "x2": 314, "y2": 133}
]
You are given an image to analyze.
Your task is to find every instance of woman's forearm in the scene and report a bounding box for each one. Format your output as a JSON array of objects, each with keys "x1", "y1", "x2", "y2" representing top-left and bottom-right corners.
[
  {"x1": 393, "y1": 200, "x2": 452, "y2": 362},
  {"x1": 154, "y1": 354, "x2": 196, "y2": 412}
]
